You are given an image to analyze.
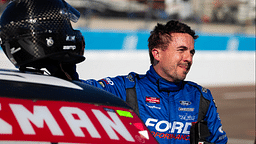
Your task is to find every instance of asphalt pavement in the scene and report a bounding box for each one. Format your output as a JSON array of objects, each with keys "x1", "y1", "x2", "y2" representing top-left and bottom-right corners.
[{"x1": 209, "y1": 85, "x2": 255, "y2": 144}]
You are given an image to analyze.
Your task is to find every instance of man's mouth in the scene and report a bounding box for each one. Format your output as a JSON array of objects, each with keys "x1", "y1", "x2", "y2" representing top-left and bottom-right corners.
[{"x1": 179, "y1": 63, "x2": 190, "y2": 71}]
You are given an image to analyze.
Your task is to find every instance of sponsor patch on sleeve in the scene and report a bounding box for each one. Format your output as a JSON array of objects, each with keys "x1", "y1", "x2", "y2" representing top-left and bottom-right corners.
[
  {"x1": 101, "y1": 78, "x2": 114, "y2": 85},
  {"x1": 98, "y1": 81, "x2": 105, "y2": 88},
  {"x1": 202, "y1": 87, "x2": 208, "y2": 93}
]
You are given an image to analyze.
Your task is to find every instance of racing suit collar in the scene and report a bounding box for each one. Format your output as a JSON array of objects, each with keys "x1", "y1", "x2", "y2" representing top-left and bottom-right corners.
[{"x1": 147, "y1": 65, "x2": 183, "y2": 92}]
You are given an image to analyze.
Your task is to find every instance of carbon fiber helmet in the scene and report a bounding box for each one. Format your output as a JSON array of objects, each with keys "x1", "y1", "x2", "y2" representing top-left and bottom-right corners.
[{"x1": 0, "y1": 0, "x2": 85, "y2": 69}]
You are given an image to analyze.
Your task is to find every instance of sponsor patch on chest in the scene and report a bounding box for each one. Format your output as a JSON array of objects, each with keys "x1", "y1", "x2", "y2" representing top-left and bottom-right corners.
[
  {"x1": 179, "y1": 100, "x2": 192, "y2": 106},
  {"x1": 178, "y1": 107, "x2": 194, "y2": 112},
  {"x1": 145, "y1": 97, "x2": 160, "y2": 104}
]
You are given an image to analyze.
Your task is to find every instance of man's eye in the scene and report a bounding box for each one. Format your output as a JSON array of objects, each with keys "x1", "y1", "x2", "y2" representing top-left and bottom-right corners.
[{"x1": 191, "y1": 50, "x2": 195, "y2": 55}]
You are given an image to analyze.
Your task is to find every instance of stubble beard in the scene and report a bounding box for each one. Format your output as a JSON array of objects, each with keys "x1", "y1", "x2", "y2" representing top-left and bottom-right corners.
[
  {"x1": 164, "y1": 67, "x2": 186, "y2": 83},
  {"x1": 171, "y1": 64, "x2": 190, "y2": 82},
  {"x1": 172, "y1": 71, "x2": 186, "y2": 83}
]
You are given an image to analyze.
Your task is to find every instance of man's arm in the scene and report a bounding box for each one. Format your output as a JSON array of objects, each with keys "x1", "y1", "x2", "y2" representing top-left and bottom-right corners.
[{"x1": 81, "y1": 76, "x2": 127, "y2": 101}]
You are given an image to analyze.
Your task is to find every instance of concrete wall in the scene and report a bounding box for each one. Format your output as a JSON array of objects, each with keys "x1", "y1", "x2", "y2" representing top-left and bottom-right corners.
[{"x1": 1, "y1": 51, "x2": 254, "y2": 87}]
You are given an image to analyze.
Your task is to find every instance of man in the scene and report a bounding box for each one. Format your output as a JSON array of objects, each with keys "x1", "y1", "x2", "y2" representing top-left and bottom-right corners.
[{"x1": 84, "y1": 20, "x2": 228, "y2": 143}]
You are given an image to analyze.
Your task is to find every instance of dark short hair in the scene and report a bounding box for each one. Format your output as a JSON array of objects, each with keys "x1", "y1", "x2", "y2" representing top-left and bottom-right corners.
[{"x1": 148, "y1": 20, "x2": 198, "y2": 64}]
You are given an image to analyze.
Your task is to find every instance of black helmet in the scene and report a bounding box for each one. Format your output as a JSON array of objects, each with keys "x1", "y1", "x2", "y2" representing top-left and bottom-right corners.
[{"x1": 0, "y1": 0, "x2": 85, "y2": 69}]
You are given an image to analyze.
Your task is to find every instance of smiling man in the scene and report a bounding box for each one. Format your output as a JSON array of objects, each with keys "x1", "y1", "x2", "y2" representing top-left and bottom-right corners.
[
  {"x1": 84, "y1": 20, "x2": 228, "y2": 144},
  {"x1": 151, "y1": 32, "x2": 195, "y2": 82}
]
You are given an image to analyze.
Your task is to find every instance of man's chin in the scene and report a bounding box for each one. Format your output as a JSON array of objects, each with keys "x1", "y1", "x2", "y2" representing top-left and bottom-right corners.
[
  {"x1": 173, "y1": 76, "x2": 186, "y2": 82},
  {"x1": 178, "y1": 74, "x2": 187, "y2": 81}
]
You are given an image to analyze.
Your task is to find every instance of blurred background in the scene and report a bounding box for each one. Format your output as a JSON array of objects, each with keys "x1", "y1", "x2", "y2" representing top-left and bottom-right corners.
[{"x1": 0, "y1": 0, "x2": 255, "y2": 144}]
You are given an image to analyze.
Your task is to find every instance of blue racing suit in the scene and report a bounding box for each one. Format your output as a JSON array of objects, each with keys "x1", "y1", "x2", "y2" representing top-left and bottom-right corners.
[{"x1": 83, "y1": 66, "x2": 228, "y2": 144}]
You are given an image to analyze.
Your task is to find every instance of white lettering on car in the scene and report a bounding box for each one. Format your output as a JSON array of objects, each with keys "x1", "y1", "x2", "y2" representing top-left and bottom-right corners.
[
  {"x1": 92, "y1": 109, "x2": 135, "y2": 142},
  {"x1": 60, "y1": 107, "x2": 101, "y2": 138},
  {"x1": 10, "y1": 104, "x2": 64, "y2": 136},
  {"x1": 0, "y1": 98, "x2": 146, "y2": 142},
  {"x1": 1, "y1": 101, "x2": 138, "y2": 143},
  {"x1": 0, "y1": 103, "x2": 12, "y2": 134},
  {"x1": 145, "y1": 118, "x2": 192, "y2": 134}
]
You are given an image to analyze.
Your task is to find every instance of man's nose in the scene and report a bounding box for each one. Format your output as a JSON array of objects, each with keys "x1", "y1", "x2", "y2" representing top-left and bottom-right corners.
[{"x1": 183, "y1": 51, "x2": 193, "y2": 63}]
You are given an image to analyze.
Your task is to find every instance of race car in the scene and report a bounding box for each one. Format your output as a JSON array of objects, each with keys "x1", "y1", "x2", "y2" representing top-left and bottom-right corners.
[{"x1": 0, "y1": 68, "x2": 158, "y2": 144}]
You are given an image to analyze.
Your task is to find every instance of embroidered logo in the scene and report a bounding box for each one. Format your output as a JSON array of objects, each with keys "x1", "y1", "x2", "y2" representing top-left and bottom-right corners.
[
  {"x1": 179, "y1": 101, "x2": 192, "y2": 106},
  {"x1": 146, "y1": 104, "x2": 161, "y2": 109},
  {"x1": 202, "y1": 87, "x2": 208, "y2": 93},
  {"x1": 179, "y1": 113, "x2": 196, "y2": 121},
  {"x1": 99, "y1": 81, "x2": 105, "y2": 88},
  {"x1": 178, "y1": 107, "x2": 194, "y2": 112},
  {"x1": 126, "y1": 74, "x2": 134, "y2": 82},
  {"x1": 146, "y1": 97, "x2": 160, "y2": 104},
  {"x1": 101, "y1": 78, "x2": 114, "y2": 85}
]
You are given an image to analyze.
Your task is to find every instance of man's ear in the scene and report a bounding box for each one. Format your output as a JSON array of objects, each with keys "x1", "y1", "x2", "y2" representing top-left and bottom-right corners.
[{"x1": 152, "y1": 48, "x2": 160, "y2": 61}]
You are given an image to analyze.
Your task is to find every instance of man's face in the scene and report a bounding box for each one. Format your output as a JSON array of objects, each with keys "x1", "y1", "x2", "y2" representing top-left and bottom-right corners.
[{"x1": 153, "y1": 33, "x2": 195, "y2": 82}]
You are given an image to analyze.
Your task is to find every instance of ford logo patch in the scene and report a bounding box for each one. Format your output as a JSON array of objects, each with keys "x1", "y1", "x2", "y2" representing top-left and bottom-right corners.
[{"x1": 179, "y1": 101, "x2": 192, "y2": 106}]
